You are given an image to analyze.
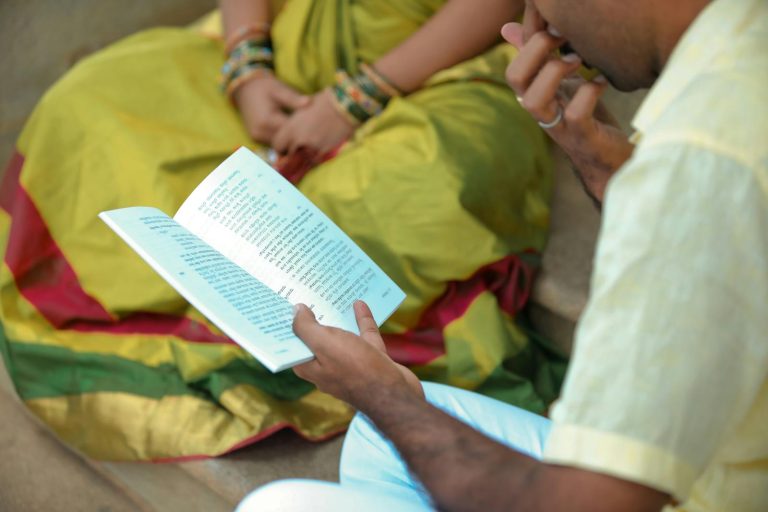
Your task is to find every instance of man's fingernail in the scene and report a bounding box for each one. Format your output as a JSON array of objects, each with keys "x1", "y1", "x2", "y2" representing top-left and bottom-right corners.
[
  {"x1": 293, "y1": 304, "x2": 302, "y2": 316},
  {"x1": 562, "y1": 53, "x2": 581, "y2": 63},
  {"x1": 547, "y1": 26, "x2": 562, "y2": 38},
  {"x1": 593, "y1": 74, "x2": 608, "y2": 84}
]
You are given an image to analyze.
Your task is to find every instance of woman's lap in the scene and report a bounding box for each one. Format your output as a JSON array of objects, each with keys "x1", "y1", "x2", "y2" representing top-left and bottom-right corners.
[{"x1": 3, "y1": 23, "x2": 559, "y2": 459}]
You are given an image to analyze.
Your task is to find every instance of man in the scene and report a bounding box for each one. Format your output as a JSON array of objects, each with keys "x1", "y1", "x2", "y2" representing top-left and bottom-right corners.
[{"x1": 238, "y1": 0, "x2": 767, "y2": 510}]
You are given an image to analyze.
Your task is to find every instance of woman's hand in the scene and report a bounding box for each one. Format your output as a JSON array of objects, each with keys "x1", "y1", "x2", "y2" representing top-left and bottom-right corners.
[
  {"x1": 502, "y1": 19, "x2": 634, "y2": 205},
  {"x1": 234, "y1": 74, "x2": 311, "y2": 145},
  {"x1": 271, "y1": 88, "x2": 357, "y2": 158}
]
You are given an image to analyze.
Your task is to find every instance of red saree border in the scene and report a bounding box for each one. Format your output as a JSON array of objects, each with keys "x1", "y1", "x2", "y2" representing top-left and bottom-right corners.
[
  {"x1": 1, "y1": 149, "x2": 536, "y2": 363},
  {"x1": 1, "y1": 150, "x2": 234, "y2": 344},
  {"x1": 150, "y1": 422, "x2": 346, "y2": 463},
  {"x1": 382, "y1": 253, "x2": 534, "y2": 366}
]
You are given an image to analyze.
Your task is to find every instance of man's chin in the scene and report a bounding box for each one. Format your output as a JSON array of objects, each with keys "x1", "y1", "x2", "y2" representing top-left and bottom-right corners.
[{"x1": 600, "y1": 70, "x2": 655, "y2": 92}]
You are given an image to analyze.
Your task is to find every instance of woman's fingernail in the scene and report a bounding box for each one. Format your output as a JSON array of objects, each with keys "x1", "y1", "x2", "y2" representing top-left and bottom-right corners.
[
  {"x1": 547, "y1": 26, "x2": 562, "y2": 38},
  {"x1": 293, "y1": 304, "x2": 302, "y2": 316},
  {"x1": 562, "y1": 53, "x2": 581, "y2": 63},
  {"x1": 593, "y1": 74, "x2": 608, "y2": 84}
]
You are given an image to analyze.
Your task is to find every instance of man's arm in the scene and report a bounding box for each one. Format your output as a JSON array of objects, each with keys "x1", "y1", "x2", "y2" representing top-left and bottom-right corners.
[
  {"x1": 292, "y1": 303, "x2": 670, "y2": 512},
  {"x1": 502, "y1": 7, "x2": 635, "y2": 207}
]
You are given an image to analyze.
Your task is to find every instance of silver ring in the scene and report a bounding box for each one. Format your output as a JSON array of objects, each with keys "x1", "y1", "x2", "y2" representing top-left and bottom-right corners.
[{"x1": 538, "y1": 105, "x2": 563, "y2": 129}]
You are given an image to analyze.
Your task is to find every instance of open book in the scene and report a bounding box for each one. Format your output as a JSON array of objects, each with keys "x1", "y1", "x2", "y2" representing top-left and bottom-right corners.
[{"x1": 99, "y1": 147, "x2": 405, "y2": 372}]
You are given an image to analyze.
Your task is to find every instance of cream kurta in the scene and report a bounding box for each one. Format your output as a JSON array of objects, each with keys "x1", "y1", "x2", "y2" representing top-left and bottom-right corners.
[{"x1": 543, "y1": 0, "x2": 768, "y2": 510}]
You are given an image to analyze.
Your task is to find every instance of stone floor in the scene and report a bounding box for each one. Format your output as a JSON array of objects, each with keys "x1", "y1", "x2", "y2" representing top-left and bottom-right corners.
[{"x1": 0, "y1": 1, "x2": 646, "y2": 509}]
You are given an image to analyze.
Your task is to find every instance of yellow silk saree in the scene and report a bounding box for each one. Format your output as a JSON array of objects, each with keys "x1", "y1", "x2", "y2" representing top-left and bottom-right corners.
[{"x1": 0, "y1": 0, "x2": 565, "y2": 460}]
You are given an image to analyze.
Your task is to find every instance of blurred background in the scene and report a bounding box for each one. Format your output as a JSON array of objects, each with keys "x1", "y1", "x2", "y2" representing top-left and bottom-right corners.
[{"x1": 0, "y1": 0, "x2": 217, "y2": 167}]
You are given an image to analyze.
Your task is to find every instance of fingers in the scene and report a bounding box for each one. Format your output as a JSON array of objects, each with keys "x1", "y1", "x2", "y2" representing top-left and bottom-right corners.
[
  {"x1": 522, "y1": 0, "x2": 546, "y2": 42},
  {"x1": 520, "y1": 54, "x2": 582, "y2": 123},
  {"x1": 271, "y1": 113, "x2": 313, "y2": 156},
  {"x1": 292, "y1": 303, "x2": 326, "y2": 349},
  {"x1": 505, "y1": 31, "x2": 564, "y2": 94},
  {"x1": 565, "y1": 76, "x2": 609, "y2": 129},
  {"x1": 287, "y1": 133, "x2": 308, "y2": 156},
  {"x1": 270, "y1": 83, "x2": 311, "y2": 112},
  {"x1": 354, "y1": 300, "x2": 385, "y2": 350},
  {"x1": 271, "y1": 120, "x2": 295, "y2": 155},
  {"x1": 293, "y1": 359, "x2": 321, "y2": 381},
  {"x1": 501, "y1": 23, "x2": 524, "y2": 49},
  {"x1": 265, "y1": 109, "x2": 289, "y2": 133}
]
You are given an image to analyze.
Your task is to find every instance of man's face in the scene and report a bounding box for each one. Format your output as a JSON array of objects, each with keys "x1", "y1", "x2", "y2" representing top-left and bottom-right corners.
[{"x1": 527, "y1": 0, "x2": 659, "y2": 91}]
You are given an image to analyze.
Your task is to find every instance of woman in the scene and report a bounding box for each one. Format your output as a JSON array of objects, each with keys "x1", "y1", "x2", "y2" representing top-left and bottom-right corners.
[{"x1": 0, "y1": 0, "x2": 564, "y2": 460}]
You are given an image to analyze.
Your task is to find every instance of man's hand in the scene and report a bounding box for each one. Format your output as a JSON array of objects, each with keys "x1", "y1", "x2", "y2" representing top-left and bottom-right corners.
[
  {"x1": 271, "y1": 88, "x2": 356, "y2": 158},
  {"x1": 292, "y1": 301, "x2": 424, "y2": 410},
  {"x1": 234, "y1": 74, "x2": 311, "y2": 145},
  {"x1": 502, "y1": 15, "x2": 634, "y2": 205}
]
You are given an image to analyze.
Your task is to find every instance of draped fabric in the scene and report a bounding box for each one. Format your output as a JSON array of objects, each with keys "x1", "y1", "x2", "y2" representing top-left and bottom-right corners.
[{"x1": 0, "y1": 0, "x2": 566, "y2": 460}]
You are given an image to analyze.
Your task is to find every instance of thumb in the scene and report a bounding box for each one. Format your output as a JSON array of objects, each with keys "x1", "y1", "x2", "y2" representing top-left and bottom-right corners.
[
  {"x1": 353, "y1": 300, "x2": 385, "y2": 350},
  {"x1": 292, "y1": 303, "x2": 323, "y2": 345},
  {"x1": 501, "y1": 22, "x2": 524, "y2": 49},
  {"x1": 271, "y1": 83, "x2": 311, "y2": 111}
]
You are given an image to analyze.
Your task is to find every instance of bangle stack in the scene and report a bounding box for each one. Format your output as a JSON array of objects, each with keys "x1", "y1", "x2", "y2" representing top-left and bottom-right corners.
[
  {"x1": 220, "y1": 23, "x2": 274, "y2": 98},
  {"x1": 330, "y1": 64, "x2": 402, "y2": 125}
]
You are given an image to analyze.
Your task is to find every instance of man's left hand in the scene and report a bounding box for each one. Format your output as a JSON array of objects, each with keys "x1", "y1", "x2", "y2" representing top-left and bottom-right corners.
[{"x1": 292, "y1": 301, "x2": 424, "y2": 410}]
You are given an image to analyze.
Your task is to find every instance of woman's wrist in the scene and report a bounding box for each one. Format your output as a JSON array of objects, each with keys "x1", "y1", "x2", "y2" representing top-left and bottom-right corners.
[
  {"x1": 220, "y1": 35, "x2": 275, "y2": 101},
  {"x1": 327, "y1": 65, "x2": 402, "y2": 126},
  {"x1": 224, "y1": 22, "x2": 271, "y2": 53}
]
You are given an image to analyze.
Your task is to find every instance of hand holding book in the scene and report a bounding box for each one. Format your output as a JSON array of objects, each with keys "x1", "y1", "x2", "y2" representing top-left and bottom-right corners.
[{"x1": 100, "y1": 147, "x2": 405, "y2": 372}]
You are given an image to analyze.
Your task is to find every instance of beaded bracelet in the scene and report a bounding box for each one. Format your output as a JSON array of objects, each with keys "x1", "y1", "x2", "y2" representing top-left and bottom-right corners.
[
  {"x1": 335, "y1": 71, "x2": 384, "y2": 119},
  {"x1": 360, "y1": 63, "x2": 402, "y2": 98},
  {"x1": 225, "y1": 22, "x2": 271, "y2": 53},
  {"x1": 330, "y1": 67, "x2": 398, "y2": 125},
  {"x1": 221, "y1": 44, "x2": 273, "y2": 80},
  {"x1": 224, "y1": 64, "x2": 273, "y2": 98},
  {"x1": 328, "y1": 87, "x2": 364, "y2": 126},
  {"x1": 221, "y1": 38, "x2": 275, "y2": 98}
]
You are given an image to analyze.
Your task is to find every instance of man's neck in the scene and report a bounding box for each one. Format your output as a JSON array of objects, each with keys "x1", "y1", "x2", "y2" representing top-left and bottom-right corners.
[{"x1": 653, "y1": 0, "x2": 712, "y2": 71}]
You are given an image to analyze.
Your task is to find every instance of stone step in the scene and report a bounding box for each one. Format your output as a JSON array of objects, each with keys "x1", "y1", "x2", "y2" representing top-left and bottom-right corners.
[
  {"x1": 0, "y1": 387, "x2": 149, "y2": 512},
  {"x1": 1, "y1": 355, "x2": 343, "y2": 511},
  {"x1": 95, "y1": 430, "x2": 344, "y2": 509},
  {"x1": 528, "y1": 88, "x2": 647, "y2": 354}
]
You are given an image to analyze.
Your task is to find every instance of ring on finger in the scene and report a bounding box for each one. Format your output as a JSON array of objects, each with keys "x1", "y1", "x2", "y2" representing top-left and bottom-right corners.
[{"x1": 538, "y1": 105, "x2": 564, "y2": 129}]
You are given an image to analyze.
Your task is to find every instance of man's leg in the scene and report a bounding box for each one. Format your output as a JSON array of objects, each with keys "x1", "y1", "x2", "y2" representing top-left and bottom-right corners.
[
  {"x1": 339, "y1": 382, "x2": 552, "y2": 507},
  {"x1": 236, "y1": 479, "x2": 431, "y2": 512},
  {"x1": 236, "y1": 382, "x2": 552, "y2": 511}
]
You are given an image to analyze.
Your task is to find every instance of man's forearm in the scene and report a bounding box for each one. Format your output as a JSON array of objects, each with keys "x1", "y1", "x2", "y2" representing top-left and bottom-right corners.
[
  {"x1": 358, "y1": 388, "x2": 543, "y2": 512},
  {"x1": 359, "y1": 388, "x2": 670, "y2": 512}
]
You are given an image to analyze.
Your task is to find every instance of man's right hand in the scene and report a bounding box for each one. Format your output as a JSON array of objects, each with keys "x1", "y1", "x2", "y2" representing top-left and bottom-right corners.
[
  {"x1": 502, "y1": 14, "x2": 634, "y2": 205},
  {"x1": 233, "y1": 75, "x2": 310, "y2": 146}
]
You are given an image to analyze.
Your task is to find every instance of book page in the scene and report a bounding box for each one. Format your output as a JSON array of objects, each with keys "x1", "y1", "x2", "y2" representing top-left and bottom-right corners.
[
  {"x1": 174, "y1": 147, "x2": 405, "y2": 332},
  {"x1": 99, "y1": 207, "x2": 313, "y2": 373}
]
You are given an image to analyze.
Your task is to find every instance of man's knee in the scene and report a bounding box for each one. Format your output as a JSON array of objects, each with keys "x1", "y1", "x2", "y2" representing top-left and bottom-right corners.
[{"x1": 236, "y1": 479, "x2": 333, "y2": 512}]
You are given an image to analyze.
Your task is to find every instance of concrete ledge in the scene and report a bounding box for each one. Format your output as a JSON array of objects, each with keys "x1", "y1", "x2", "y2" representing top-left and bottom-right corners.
[
  {"x1": 0, "y1": 388, "x2": 148, "y2": 512},
  {"x1": 176, "y1": 430, "x2": 344, "y2": 505}
]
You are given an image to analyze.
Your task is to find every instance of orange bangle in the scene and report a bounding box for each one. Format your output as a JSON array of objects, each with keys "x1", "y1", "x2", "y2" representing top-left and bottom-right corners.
[
  {"x1": 226, "y1": 67, "x2": 274, "y2": 100},
  {"x1": 327, "y1": 87, "x2": 363, "y2": 127},
  {"x1": 225, "y1": 22, "x2": 271, "y2": 53},
  {"x1": 360, "y1": 63, "x2": 402, "y2": 98}
]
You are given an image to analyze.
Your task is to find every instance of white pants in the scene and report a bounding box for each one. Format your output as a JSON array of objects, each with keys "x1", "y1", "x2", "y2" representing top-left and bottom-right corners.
[{"x1": 237, "y1": 382, "x2": 552, "y2": 511}]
